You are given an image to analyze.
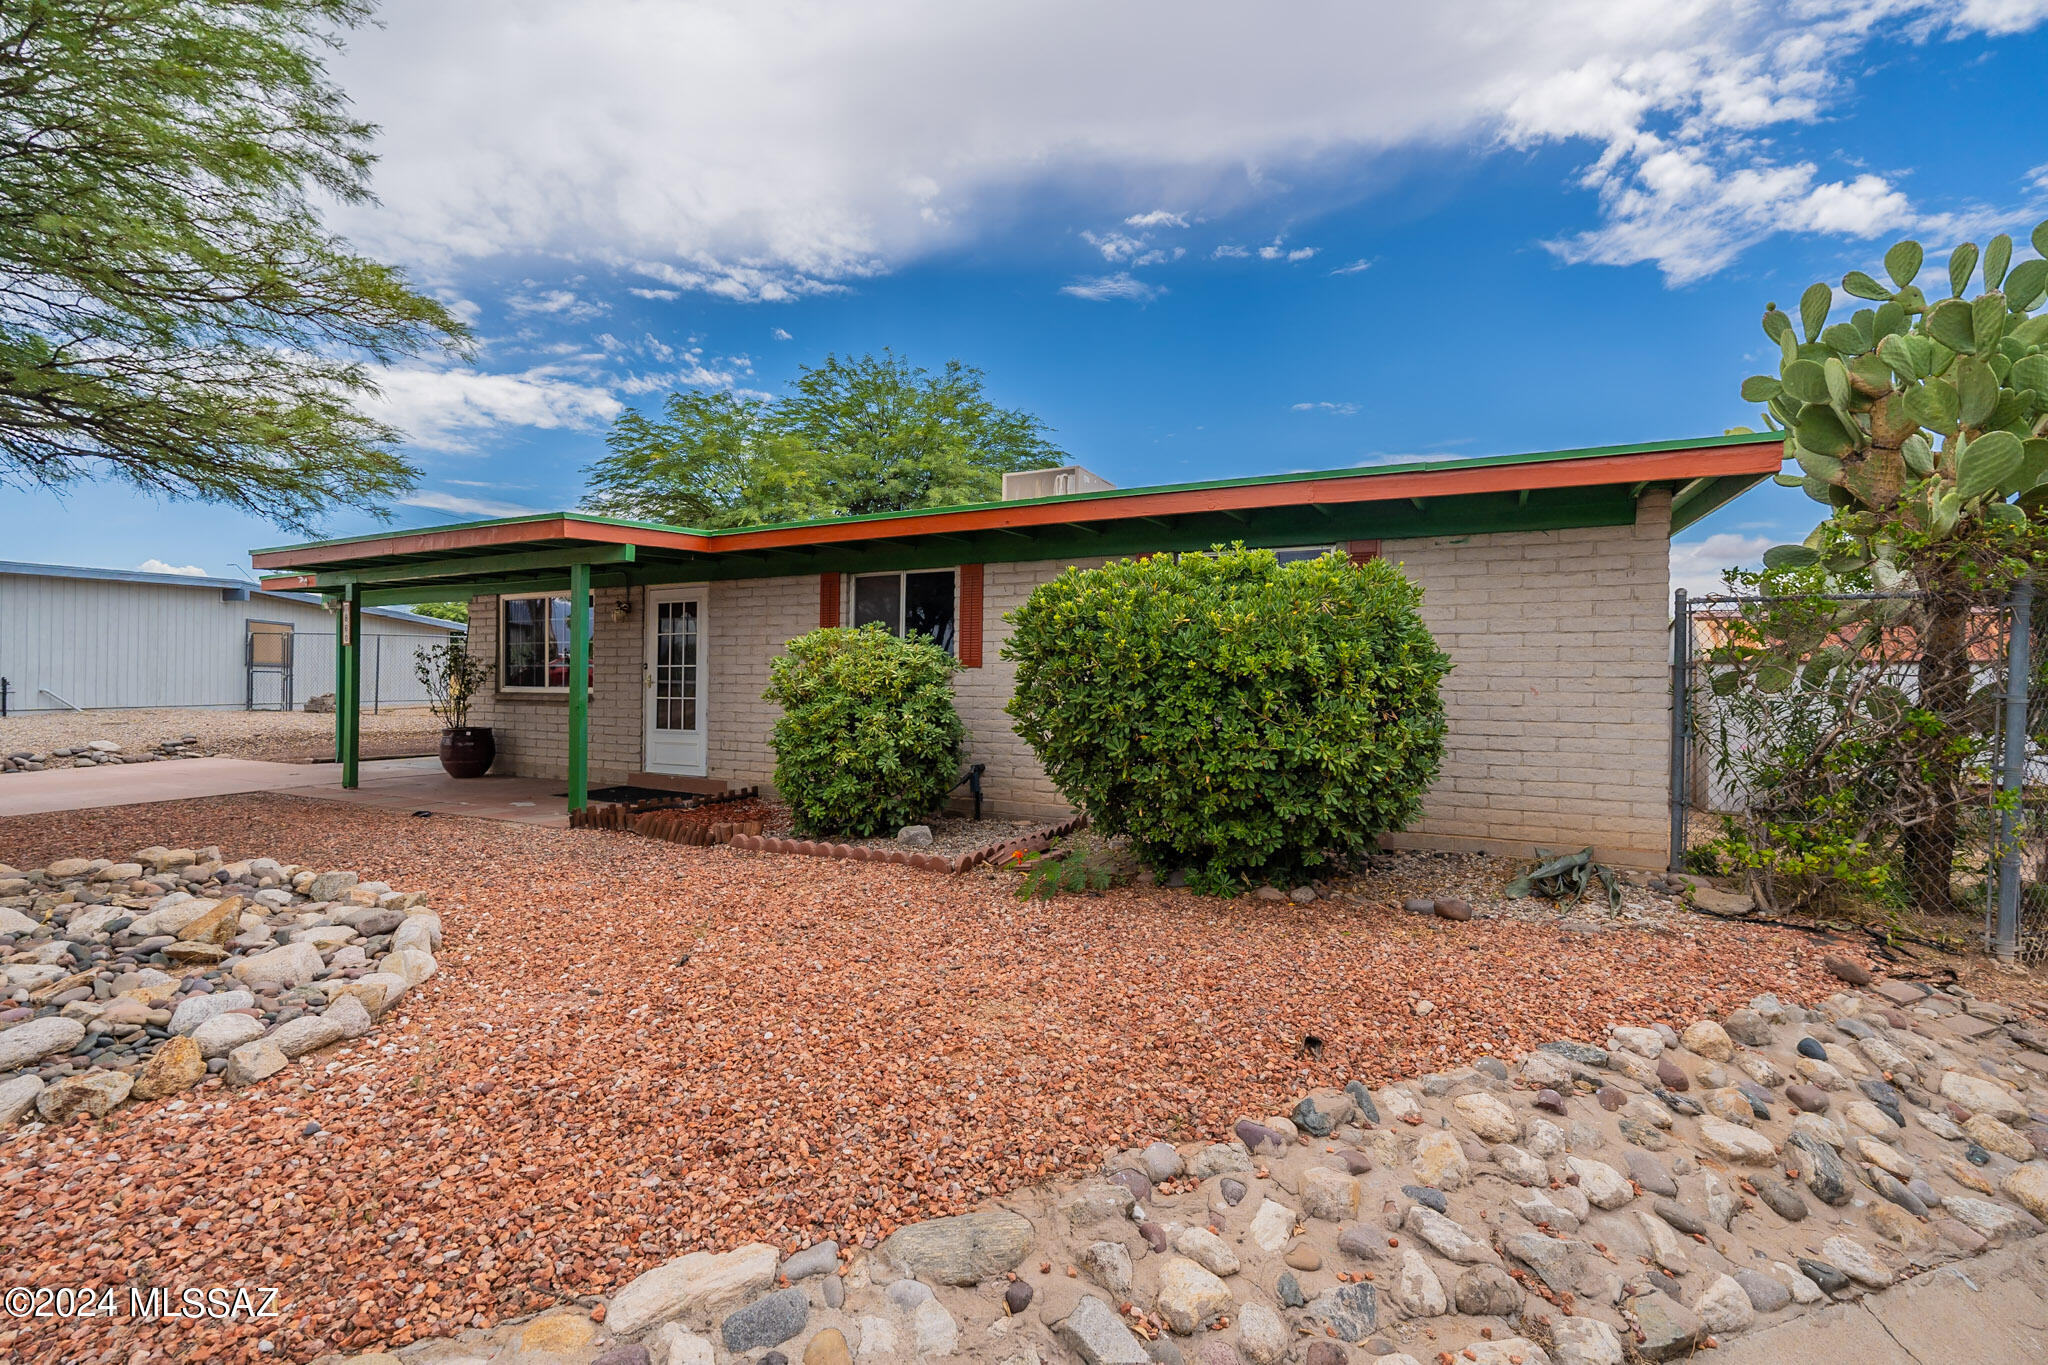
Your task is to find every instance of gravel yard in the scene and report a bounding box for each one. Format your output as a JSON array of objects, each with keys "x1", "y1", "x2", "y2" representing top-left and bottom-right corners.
[
  {"x1": 0, "y1": 707, "x2": 441, "y2": 767},
  {"x1": 0, "y1": 795, "x2": 1843, "y2": 1364}
]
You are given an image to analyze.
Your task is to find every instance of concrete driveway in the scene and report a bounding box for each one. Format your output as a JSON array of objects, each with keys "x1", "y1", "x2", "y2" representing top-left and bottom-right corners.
[{"x1": 0, "y1": 756, "x2": 569, "y2": 825}]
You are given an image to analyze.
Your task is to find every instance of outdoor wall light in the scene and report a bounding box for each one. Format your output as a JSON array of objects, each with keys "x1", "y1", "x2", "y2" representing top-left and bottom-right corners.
[{"x1": 611, "y1": 598, "x2": 632, "y2": 624}]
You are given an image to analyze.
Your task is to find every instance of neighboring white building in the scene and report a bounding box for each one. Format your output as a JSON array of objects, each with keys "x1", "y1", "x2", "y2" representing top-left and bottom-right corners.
[{"x1": 0, "y1": 561, "x2": 461, "y2": 714}]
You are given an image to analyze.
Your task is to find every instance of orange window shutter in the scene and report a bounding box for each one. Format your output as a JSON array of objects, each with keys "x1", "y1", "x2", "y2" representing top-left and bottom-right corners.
[
  {"x1": 958, "y1": 564, "x2": 984, "y2": 667},
  {"x1": 1347, "y1": 539, "x2": 1381, "y2": 566},
  {"x1": 820, "y1": 572, "x2": 841, "y2": 628}
]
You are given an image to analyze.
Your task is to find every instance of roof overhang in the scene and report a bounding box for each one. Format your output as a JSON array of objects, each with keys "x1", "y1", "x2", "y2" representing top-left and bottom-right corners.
[{"x1": 252, "y1": 435, "x2": 1782, "y2": 606}]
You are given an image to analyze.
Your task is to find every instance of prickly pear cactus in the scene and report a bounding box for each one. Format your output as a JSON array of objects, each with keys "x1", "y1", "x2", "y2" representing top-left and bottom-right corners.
[{"x1": 1745, "y1": 220, "x2": 2048, "y2": 582}]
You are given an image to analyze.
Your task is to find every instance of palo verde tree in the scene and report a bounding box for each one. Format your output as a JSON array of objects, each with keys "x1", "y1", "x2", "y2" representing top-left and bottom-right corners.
[
  {"x1": 0, "y1": 1, "x2": 468, "y2": 529},
  {"x1": 1739, "y1": 218, "x2": 2048, "y2": 910},
  {"x1": 584, "y1": 351, "x2": 1066, "y2": 527}
]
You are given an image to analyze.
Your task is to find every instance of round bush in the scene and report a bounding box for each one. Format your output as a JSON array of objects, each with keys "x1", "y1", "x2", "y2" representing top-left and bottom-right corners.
[
  {"x1": 1004, "y1": 547, "x2": 1451, "y2": 887},
  {"x1": 764, "y1": 623, "x2": 964, "y2": 837}
]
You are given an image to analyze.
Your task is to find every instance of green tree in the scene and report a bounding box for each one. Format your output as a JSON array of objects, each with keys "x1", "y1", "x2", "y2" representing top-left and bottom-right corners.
[
  {"x1": 583, "y1": 351, "x2": 1065, "y2": 526},
  {"x1": 0, "y1": 1, "x2": 467, "y2": 530},
  {"x1": 407, "y1": 600, "x2": 468, "y2": 625},
  {"x1": 1738, "y1": 219, "x2": 2048, "y2": 910}
]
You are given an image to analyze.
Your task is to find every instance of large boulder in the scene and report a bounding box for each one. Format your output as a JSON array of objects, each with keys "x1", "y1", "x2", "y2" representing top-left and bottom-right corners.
[
  {"x1": 132, "y1": 1036, "x2": 207, "y2": 1100},
  {"x1": 191, "y1": 1012, "x2": 266, "y2": 1060},
  {"x1": 270, "y1": 1015, "x2": 347, "y2": 1059},
  {"x1": 224, "y1": 1040, "x2": 288, "y2": 1087},
  {"x1": 605, "y1": 1243, "x2": 779, "y2": 1336},
  {"x1": 126, "y1": 895, "x2": 221, "y2": 937},
  {"x1": 878, "y1": 1208, "x2": 1034, "y2": 1285},
  {"x1": 36, "y1": 1070, "x2": 133, "y2": 1121},
  {"x1": 0, "y1": 1074, "x2": 45, "y2": 1126},
  {"x1": 168, "y1": 989, "x2": 256, "y2": 1036},
  {"x1": 0, "y1": 1015, "x2": 85, "y2": 1071},
  {"x1": 231, "y1": 941, "x2": 325, "y2": 989}
]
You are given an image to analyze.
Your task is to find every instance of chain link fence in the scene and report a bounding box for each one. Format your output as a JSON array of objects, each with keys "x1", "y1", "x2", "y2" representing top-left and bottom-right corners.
[
  {"x1": 246, "y1": 631, "x2": 444, "y2": 714},
  {"x1": 1671, "y1": 583, "x2": 2046, "y2": 962}
]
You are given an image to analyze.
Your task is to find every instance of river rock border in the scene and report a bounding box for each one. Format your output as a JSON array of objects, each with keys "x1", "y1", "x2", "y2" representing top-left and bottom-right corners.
[
  {"x1": 328, "y1": 974, "x2": 2048, "y2": 1365},
  {"x1": 727, "y1": 815, "x2": 1089, "y2": 874},
  {"x1": 2, "y1": 850, "x2": 440, "y2": 1127}
]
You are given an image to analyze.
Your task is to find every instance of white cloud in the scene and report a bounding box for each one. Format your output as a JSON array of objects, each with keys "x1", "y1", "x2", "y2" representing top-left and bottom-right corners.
[
  {"x1": 505, "y1": 286, "x2": 610, "y2": 320},
  {"x1": 1254, "y1": 242, "x2": 1317, "y2": 262},
  {"x1": 772, "y1": 327, "x2": 793, "y2": 341},
  {"x1": 1329, "y1": 258, "x2": 1373, "y2": 275},
  {"x1": 362, "y1": 364, "x2": 625, "y2": 453},
  {"x1": 1669, "y1": 532, "x2": 1774, "y2": 598},
  {"x1": 628, "y1": 287, "x2": 680, "y2": 300},
  {"x1": 1960, "y1": 0, "x2": 2048, "y2": 34},
  {"x1": 1060, "y1": 272, "x2": 1164, "y2": 302},
  {"x1": 1083, "y1": 230, "x2": 1150, "y2": 262},
  {"x1": 400, "y1": 489, "x2": 546, "y2": 519},
  {"x1": 136, "y1": 559, "x2": 208, "y2": 576},
  {"x1": 1291, "y1": 400, "x2": 1359, "y2": 415},
  {"x1": 1212, "y1": 244, "x2": 1251, "y2": 259},
  {"x1": 334, "y1": 2, "x2": 2043, "y2": 295}
]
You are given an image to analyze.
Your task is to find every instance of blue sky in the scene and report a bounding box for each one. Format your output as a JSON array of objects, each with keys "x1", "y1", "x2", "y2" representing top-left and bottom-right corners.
[{"x1": 12, "y1": 0, "x2": 2048, "y2": 594}]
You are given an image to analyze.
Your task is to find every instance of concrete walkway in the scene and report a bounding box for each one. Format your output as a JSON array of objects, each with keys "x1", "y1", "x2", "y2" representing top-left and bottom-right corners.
[
  {"x1": 0, "y1": 755, "x2": 570, "y2": 825},
  {"x1": 1713, "y1": 1237, "x2": 2048, "y2": 1364}
]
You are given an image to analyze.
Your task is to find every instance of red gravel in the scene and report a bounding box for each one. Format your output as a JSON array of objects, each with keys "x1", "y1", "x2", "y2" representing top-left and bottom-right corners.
[{"x1": 0, "y1": 795, "x2": 1844, "y2": 1365}]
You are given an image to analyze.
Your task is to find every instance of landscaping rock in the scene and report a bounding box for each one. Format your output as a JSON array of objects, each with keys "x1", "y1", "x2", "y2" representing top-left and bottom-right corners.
[
  {"x1": 878, "y1": 1208, "x2": 1034, "y2": 1284},
  {"x1": 720, "y1": 1287, "x2": 807, "y2": 1353},
  {"x1": 606, "y1": 1243, "x2": 780, "y2": 1336},
  {"x1": 1155, "y1": 1256, "x2": 1229, "y2": 1333},
  {"x1": 1057, "y1": 1295, "x2": 1149, "y2": 1365}
]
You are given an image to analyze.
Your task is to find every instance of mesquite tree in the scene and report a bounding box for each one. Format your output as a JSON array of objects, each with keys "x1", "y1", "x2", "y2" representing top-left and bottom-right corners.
[{"x1": 1744, "y1": 220, "x2": 2048, "y2": 910}]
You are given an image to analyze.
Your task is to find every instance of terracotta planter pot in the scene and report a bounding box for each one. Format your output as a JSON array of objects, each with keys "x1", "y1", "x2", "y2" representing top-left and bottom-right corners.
[{"x1": 438, "y1": 726, "x2": 495, "y2": 779}]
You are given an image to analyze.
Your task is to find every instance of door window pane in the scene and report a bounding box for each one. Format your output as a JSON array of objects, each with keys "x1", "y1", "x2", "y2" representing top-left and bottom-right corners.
[
  {"x1": 853, "y1": 575, "x2": 901, "y2": 631},
  {"x1": 654, "y1": 598, "x2": 698, "y2": 731},
  {"x1": 904, "y1": 571, "x2": 957, "y2": 652}
]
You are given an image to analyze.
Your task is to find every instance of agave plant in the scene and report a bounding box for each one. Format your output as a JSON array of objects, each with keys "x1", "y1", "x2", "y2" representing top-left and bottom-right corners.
[{"x1": 1747, "y1": 220, "x2": 2048, "y2": 584}]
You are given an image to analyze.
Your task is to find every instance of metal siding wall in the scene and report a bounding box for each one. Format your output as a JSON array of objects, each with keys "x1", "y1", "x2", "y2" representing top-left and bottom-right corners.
[{"x1": 0, "y1": 573, "x2": 456, "y2": 711}]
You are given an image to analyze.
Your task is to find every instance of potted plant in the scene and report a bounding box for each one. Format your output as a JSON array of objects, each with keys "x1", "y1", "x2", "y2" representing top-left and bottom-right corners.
[{"x1": 416, "y1": 636, "x2": 496, "y2": 778}]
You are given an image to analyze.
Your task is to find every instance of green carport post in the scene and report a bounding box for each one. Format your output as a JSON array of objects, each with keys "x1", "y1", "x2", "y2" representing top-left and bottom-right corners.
[
  {"x1": 340, "y1": 583, "x2": 363, "y2": 789},
  {"x1": 567, "y1": 561, "x2": 590, "y2": 813},
  {"x1": 332, "y1": 596, "x2": 347, "y2": 763}
]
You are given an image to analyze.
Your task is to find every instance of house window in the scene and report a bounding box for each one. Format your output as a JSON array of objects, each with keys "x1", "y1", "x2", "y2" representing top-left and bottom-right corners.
[
  {"x1": 851, "y1": 570, "x2": 957, "y2": 653},
  {"x1": 500, "y1": 595, "x2": 593, "y2": 691},
  {"x1": 1271, "y1": 545, "x2": 1340, "y2": 564}
]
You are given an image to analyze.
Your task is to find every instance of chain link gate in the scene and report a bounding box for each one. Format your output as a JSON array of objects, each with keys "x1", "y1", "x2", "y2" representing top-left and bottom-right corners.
[{"x1": 1670, "y1": 582, "x2": 2047, "y2": 962}]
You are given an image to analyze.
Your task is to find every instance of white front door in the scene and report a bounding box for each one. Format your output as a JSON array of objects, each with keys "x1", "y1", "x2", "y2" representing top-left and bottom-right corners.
[{"x1": 643, "y1": 587, "x2": 707, "y2": 775}]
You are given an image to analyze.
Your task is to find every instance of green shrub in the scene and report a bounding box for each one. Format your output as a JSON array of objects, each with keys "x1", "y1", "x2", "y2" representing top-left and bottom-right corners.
[
  {"x1": 1004, "y1": 546, "x2": 1451, "y2": 887},
  {"x1": 764, "y1": 623, "x2": 964, "y2": 837}
]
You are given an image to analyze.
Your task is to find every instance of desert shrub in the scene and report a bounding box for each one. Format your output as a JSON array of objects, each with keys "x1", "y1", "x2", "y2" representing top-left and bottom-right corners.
[
  {"x1": 1004, "y1": 546, "x2": 1451, "y2": 887},
  {"x1": 764, "y1": 623, "x2": 964, "y2": 836}
]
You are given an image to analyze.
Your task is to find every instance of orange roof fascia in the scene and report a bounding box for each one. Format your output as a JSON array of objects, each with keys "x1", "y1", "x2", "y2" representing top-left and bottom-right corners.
[
  {"x1": 710, "y1": 441, "x2": 1784, "y2": 553},
  {"x1": 250, "y1": 441, "x2": 1782, "y2": 572},
  {"x1": 248, "y1": 516, "x2": 715, "y2": 571}
]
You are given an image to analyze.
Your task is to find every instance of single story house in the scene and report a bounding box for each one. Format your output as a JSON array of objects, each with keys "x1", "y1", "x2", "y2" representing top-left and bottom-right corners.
[
  {"x1": 252, "y1": 435, "x2": 1781, "y2": 866},
  {"x1": 0, "y1": 560, "x2": 461, "y2": 714}
]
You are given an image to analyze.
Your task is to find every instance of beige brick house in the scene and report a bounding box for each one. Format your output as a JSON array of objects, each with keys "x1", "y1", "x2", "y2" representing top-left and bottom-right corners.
[{"x1": 253, "y1": 435, "x2": 1781, "y2": 868}]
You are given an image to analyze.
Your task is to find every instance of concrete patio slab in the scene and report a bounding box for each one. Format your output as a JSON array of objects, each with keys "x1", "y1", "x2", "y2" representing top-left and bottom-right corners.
[
  {"x1": 0, "y1": 755, "x2": 571, "y2": 826},
  {"x1": 1711, "y1": 1238, "x2": 2048, "y2": 1365}
]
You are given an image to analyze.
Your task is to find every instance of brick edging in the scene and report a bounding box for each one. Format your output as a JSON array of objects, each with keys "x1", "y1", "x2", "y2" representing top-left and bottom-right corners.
[{"x1": 726, "y1": 814, "x2": 1089, "y2": 874}]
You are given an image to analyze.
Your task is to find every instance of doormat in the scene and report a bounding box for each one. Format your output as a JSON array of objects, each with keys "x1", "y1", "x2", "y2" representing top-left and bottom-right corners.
[
  {"x1": 568, "y1": 784, "x2": 714, "y2": 804},
  {"x1": 567, "y1": 786, "x2": 762, "y2": 831}
]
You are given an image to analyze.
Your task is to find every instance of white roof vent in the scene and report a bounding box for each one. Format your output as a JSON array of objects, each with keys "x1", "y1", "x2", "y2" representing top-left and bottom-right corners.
[{"x1": 1000, "y1": 465, "x2": 1116, "y2": 501}]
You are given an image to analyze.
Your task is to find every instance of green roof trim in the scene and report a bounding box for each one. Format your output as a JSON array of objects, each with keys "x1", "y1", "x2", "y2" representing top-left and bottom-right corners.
[{"x1": 254, "y1": 431, "x2": 1777, "y2": 556}]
